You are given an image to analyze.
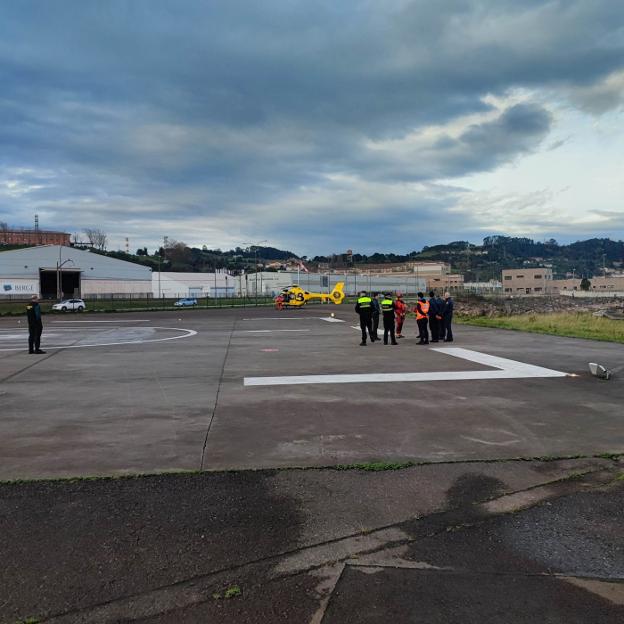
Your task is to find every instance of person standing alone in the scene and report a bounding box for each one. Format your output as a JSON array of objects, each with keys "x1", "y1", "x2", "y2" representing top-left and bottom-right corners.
[
  {"x1": 355, "y1": 291, "x2": 376, "y2": 346},
  {"x1": 381, "y1": 293, "x2": 398, "y2": 345},
  {"x1": 26, "y1": 294, "x2": 45, "y2": 354},
  {"x1": 414, "y1": 292, "x2": 430, "y2": 345}
]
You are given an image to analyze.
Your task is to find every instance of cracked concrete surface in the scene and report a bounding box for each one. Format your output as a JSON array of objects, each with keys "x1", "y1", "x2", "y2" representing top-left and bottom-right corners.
[{"x1": 1, "y1": 458, "x2": 622, "y2": 623}]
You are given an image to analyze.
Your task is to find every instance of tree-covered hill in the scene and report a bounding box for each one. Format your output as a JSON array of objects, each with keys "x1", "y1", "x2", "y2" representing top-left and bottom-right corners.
[{"x1": 8, "y1": 235, "x2": 621, "y2": 279}]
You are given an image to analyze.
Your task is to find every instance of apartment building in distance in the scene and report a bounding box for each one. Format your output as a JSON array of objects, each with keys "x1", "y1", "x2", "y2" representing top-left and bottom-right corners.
[
  {"x1": 553, "y1": 275, "x2": 624, "y2": 293},
  {"x1": 502, "y1": 267, "x2": 554, "y2": 295}
]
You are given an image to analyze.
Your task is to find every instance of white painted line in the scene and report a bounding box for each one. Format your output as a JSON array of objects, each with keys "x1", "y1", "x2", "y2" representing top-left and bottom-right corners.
[
  {"x1": 243, "y1": 329, "x2": 311, "y2": 333},
  {"x1": 320, "y1": 317, "x2": 345, "y2": 323},
  {"x1": 461, "y1": 435, "x2": 520, "y2": 447},
  {"x1": 0, "y1": 333, "x2": 64, "y2": 340},
  {"x1": 0, "y1": 327, "x2": 197, "y2": 351},
  {"x1": 244, "y1": 348, "x2": 567, "y2": 386},
  {"x1": 52, "y1": 320, "x2": 151, "y2": 323},
  {"x1": 242, "y1": 317, "x2": 310, "y2": 321},
  {"x1": 430, "y1": 347, "x2": 566, "y2": 378}
]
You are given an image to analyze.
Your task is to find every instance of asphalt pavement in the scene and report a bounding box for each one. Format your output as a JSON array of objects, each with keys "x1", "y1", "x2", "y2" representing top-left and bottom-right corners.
[
  {"x1": 1, "y1": 457, "x2": 622, "y2": 623},
  {"x1": 0, "y1": 306, "x2": 623, "y2": 479},
  {"x1": 1, "y1": 305, "x2": 623, "y2": 622}
]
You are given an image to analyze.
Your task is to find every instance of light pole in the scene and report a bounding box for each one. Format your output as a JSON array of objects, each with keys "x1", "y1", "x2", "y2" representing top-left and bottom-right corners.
[
  {"x1": 157, "y1": 253, "x2": 161, "y2": 298},
  {"x1": 56, "y1": 258, "x2": 74, "y2": 300},
  {"x1": 242, "y1": 239, "x2": 267, "y2": 305}
]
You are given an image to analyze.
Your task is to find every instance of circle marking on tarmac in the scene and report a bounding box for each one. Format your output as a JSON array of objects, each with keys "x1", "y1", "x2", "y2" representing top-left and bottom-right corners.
[{"x1": 0, "y1": 326, "x2": 197, "y2": 352}]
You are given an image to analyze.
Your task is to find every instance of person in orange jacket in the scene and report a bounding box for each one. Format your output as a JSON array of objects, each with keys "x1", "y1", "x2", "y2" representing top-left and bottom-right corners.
[
  {"x1": 275, "y1": 294, "x2": 284, "y2": 310},
  {"x1": 414, "y1": 292, "x2": 430, "y2": 345},
  {"x1": 394, "y1": 293, "x2": 407, "y2": 338}
]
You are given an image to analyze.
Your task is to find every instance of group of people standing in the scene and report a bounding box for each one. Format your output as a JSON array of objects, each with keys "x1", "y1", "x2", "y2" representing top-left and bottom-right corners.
[{"x1": 355, "y1": 291, "x2": 454, "y2": 346}]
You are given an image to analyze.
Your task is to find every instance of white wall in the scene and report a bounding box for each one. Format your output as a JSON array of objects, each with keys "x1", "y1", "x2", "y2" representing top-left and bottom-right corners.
[
  {"x1": 82, "y1": 279, "x2": 152, "y2": 296},
  {"x1": 0, "y1": 278, "x2": 39, "y2": 297},
  {"x1": 559, "y1": 290, "x2": 624, "y2": 298},
  {"x1": 152, "y1": 272, "x2": 233, "y2": 298}
]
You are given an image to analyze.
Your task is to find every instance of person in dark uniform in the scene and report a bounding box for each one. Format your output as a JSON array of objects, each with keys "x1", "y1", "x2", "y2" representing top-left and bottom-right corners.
[
  {"x1": 427, "y1": 290, "x2": 440, "y2": 342},
  {"x1": 442, "y1": 291, "x2": 454, "y2": 342},
  {"x1": 355, "y1": 291, "x2": 376, "y2": 346},
  {"x1": 435, "y1": 291, "x2": 445, "y2": 339},
  {"x1": 381, "y1": 293, "x2": 398, "y2": 345},
  {"x1": 371, "y1": 292, "x2": 381, "y2": 340},
  {"x1": 26, "y1": 294, "x2": 45, "y2": 354},
  {"x1": 414, "y1": 292, "x2": 430, "y2": 345}
]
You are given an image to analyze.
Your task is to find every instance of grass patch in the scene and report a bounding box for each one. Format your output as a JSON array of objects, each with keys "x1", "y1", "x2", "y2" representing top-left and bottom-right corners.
[
  {"x1": 224, "y1": 585, "x2": 242, "y2": 599},
  {"x1": 457, "y1": 312, "x2": 624, "y2": 344},
  {"x1": 332, "y1": 461, "x2": 417, "y2": 472}
]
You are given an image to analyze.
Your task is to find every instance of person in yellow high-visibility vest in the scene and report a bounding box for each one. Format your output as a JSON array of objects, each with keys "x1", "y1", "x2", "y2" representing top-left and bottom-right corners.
[
  {"x1": 414, "y1": 292, "x2": 430, "y2": 345},
  {"x1": 381, "y1": 294, "x2": 398, "y2": 345},
  {"x1": 355, "y1": 291, "x2": 377, "y2": 346}
]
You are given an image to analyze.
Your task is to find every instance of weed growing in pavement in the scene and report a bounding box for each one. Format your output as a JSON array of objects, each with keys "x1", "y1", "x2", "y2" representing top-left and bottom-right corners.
[
  {"x1": 224, "y1": 585, "x2": 242, "y2": 599},
  {"x1": 333, "y1": 461, "x2": 417, "y2": 471},
  {"x1": 597, "y1": 452, "x2": 623, "y2": 461},
  {"x1": 211, "y1": 585, "x2": 242, "y2": 600}
]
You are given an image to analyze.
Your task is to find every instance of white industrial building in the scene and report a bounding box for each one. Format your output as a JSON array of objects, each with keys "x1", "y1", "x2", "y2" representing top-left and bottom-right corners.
[
  {"x1": 0, "y1": 246, "x2": 152, "y2": 299},
  {"x1": 152, "y1": 270, "x2": 235, "y2": 298}
]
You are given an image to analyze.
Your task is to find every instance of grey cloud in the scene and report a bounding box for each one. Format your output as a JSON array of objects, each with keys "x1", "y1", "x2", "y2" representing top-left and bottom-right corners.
[
  {"x1": 349, "y1": 102, "x2": 553, "y2": 183},
  {"x1": 1, "y1": 1, "x2": 623, "y2": 252}
]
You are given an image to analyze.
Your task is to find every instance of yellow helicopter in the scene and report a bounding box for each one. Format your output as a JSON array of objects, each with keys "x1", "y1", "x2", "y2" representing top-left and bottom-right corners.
[{"x1": 280, "y1": 282, "x2": 345, "y2": 307}]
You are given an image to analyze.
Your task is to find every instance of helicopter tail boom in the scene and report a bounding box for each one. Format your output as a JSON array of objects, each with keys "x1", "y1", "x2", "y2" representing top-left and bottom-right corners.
[{"x1": 327, "y1": 281, "x2": 345, "y2": 305}]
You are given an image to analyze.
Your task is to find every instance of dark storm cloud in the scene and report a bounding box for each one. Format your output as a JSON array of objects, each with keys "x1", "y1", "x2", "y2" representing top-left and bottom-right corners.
[{"x1": 1, "y1": 0, "x2": 623, "y2": 253}]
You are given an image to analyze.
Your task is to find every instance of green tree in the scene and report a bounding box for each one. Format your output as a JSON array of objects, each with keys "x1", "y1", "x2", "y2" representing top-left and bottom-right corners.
[{"x1": 580, "y1": 277, "x2": 591, "y2": 291}]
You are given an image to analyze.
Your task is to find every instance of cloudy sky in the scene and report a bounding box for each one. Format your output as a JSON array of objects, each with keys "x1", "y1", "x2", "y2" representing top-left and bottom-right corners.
[{"x1": 1, "y1": 1, "x2": 623, "y2": 256}]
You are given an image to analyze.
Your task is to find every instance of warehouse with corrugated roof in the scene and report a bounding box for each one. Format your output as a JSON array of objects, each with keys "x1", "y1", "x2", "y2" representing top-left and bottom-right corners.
[{"x1": 0, "y1": 245, "x2": 152, "y2": 299}]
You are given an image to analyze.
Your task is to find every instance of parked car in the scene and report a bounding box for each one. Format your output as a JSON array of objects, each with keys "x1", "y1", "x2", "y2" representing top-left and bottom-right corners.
[
  {"x1": 174, "y1": 297, "x2": 198, "y2": 307},
  {"x1": 52, "y1": 298, "x2": 86, "y2": 312}
]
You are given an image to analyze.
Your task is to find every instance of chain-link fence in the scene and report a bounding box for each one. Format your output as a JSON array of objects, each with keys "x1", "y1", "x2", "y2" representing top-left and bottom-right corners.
[{"x1": 0, "y1": 292, "x2": 281, "y2": 316}]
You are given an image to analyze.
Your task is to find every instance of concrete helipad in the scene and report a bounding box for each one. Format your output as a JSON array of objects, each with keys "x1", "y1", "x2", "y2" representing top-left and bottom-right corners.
[{"x1": 0, "y1": 306, "x2": 623, "y2": 479}]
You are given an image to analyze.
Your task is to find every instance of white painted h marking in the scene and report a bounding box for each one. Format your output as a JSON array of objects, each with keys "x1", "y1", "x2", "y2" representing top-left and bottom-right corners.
[{"x1": 243, "y1": 347, "x2": 567, "y2": 387}]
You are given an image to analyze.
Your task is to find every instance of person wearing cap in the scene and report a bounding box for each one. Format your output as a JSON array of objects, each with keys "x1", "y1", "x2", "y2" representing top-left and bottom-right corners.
[
  {"x1": 441, "y1": 291, "x2": 454, "y2": 342},
  {"x1": 414, "y1": 292, "x2": 430, "y2": 345},
  {"x1": 26, "y1": 294, "x2": 45, "y2": 354},
  {"x1": 355, "y1": 290, "x2": 376, "y2": 346},
  {"x1": 394, "y1": 293, "x2": 407, "y2": 338},
  {"x1": 381, "y1": 293, "x2": 398, "y2": 345}
]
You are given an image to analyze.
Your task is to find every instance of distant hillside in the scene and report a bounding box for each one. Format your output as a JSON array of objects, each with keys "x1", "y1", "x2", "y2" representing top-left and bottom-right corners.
[
  {"x1": 88, "y1": 244, "x2": 301, "y2": 274},
  {"x1": 11, "y1": 236, "x2": 623, "y2": 279},
  {"x1": 314, "y1": 236, "x2": 624, "y2": 281}
]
